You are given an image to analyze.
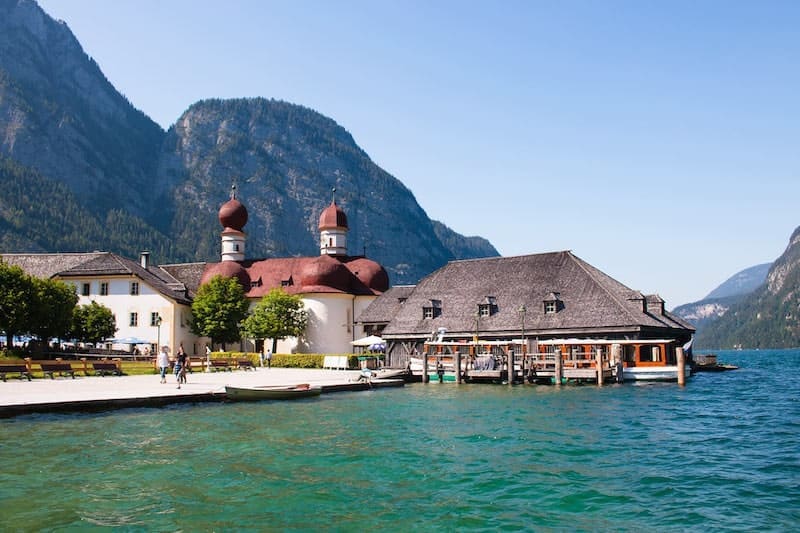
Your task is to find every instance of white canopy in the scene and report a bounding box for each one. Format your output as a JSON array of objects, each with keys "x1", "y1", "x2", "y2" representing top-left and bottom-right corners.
[{"x1": 350, "y1": 335, "x2": 385, "y2": 347}]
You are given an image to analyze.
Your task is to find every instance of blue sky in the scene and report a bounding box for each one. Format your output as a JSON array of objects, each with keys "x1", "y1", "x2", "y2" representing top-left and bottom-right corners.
[{"x1": 37, "y1": 0, "x2": 799, "y2": 307}]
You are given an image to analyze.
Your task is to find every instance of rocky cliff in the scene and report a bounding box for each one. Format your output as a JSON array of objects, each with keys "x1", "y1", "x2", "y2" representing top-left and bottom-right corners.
[{"x1": 0, "y1": 0, "x2": 498, "y2": 285}]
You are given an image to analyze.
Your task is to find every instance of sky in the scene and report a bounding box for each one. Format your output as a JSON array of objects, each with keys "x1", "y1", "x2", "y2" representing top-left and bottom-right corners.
[{"x1": 36, "y1": 0, "x2": 799, "y2": 308}]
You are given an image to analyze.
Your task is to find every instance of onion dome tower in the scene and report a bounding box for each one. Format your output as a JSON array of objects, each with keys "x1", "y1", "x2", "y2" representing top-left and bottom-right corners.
[
  {"x1": 219, "y1": 184, "x2": 248, "y2": 262},
  {"x1": 318, "y1": 188, "x2": 348, "y2": 257}
]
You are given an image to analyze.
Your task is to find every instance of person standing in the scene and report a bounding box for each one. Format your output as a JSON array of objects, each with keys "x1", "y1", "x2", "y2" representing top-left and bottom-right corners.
[
  {"x1": 266, "y1": 347, "x2": 272, "y2": 369},
  {"x1": 175, "y1": 344, "x2": 188, "y2": 388},
  {"x1": 157, "y1": 345, "x2": 170, "y2": 384}
]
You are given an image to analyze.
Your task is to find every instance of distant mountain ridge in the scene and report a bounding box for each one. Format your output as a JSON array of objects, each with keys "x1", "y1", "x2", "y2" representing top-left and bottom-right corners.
[{"x1": 0, "y1": 0, "x2": 498, "y2": 285}]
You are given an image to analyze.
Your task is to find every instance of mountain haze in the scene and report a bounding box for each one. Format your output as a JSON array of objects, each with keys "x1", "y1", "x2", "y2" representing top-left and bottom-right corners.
[{"x1": 0, "y1": 0, "x2": 498, "y2": 285}]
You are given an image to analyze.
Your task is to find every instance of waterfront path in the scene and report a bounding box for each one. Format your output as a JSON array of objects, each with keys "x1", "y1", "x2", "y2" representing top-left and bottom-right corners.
[{"x1": 0, "y1": 367, "x2": 401, "y2": 417}]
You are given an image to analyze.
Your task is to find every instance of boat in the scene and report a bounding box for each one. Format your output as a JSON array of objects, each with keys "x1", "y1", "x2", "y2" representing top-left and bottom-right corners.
[
  {"x1": 224, "y1": 383, "x2": 322, "y2": 401},
  {"x1": 373, "y1": 368, "x2": 412, "y2": 380},
  {"x1": 693, "y1": 353, "x2": 738, "y2": 372}
]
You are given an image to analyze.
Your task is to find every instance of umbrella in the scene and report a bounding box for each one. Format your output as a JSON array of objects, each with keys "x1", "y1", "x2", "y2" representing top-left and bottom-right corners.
[{"x1": 350, "y1": 335, "x2": 385, "y2": 347}]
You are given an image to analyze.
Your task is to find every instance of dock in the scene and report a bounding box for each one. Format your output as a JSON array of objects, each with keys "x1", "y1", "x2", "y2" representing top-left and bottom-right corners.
[{"x1": 0, "y1": 367, "x2": 403, "y2": 418}]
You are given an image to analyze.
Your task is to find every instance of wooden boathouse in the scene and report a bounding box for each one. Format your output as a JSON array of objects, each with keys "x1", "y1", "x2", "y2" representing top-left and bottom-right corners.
[{"x1": 357, "y1": 251, "x2": 695, "y2": 384}]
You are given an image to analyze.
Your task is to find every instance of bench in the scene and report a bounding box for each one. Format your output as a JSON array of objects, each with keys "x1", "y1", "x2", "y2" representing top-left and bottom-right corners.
[
  {"x1": 0, "y1": 364, "x2": 32, "y2": 382},
  {"x1": 92, "y1": 361, "x2": 122, "y2": 376},
  {"x1": 41, "y1": 362, "x2": 76, "y2": 379},
  {"x1": 236, "y1": 359, "x2": 254, "y2": 371},
  {"x1": 209, "y1": 359, "x2": 232, "y2": 372}
]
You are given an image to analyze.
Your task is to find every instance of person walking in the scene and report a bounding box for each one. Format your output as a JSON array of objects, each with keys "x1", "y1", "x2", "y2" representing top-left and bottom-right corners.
[
  {"x1": 266, "y1": 347, "x2": 272, "y2": 369},
  {"x1": 157, "y1": 345, "x2": 170, "y2": 384},
  {"x1": 175, "y1": 344, "x2": 188, "y2": 388}
]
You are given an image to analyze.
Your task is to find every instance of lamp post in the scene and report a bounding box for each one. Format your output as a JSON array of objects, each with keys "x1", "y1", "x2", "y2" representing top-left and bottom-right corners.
[
  {"x1": 155, "y1": 314, "x2": 162, "y2": 354},
  {"x1": 518, "y1": 305, "x2": 527, "y2": 383}
]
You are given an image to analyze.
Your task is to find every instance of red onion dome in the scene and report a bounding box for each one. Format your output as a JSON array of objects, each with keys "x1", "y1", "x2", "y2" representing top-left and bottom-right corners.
[
  {"x1": 199, "y1": 261, "x2": 250, "y2": 289},
  {"x1": 299, "y1": 256, "x2": 351, "y2": 291},
  {"x1": 346, "y1": 258, "x2": 389, "y2": 292},
  {"x1": 318, "y1": 201, "x2": 348, "y2": 230},
  {"x1": 219, "y1": 198, "x2": 248, "y2": 231}
]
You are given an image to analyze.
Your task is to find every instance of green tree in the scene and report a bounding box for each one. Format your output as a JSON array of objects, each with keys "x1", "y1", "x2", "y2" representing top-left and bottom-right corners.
[
  {"x1": 190, "y1": 275, "x2": 249, "y2": 346},
  {"x1": 30, "y1": 277, "x2": 78, "y2": 343},
  {"x1": 0, "y1": 261, "x2": 35, "y2": 347},
  {"x1": 71, "y1": 301, "x2": 117, "y2": 345},
  {"x1": 242, "y1": 288, "x2": 307, "y2": 353}
]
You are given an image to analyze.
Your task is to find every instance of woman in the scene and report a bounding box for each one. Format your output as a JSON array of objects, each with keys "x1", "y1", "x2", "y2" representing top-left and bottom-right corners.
[
  {"x1": 175, "y1": 344, "x2": 187, "y2": 388},
  {"x1": 157, "y1": 346, "x2": 170, "y2": 384}
]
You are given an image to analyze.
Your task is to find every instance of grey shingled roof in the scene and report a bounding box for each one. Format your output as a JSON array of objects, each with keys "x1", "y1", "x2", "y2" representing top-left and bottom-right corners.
[
  {"x1": 2, "y1": 252, "x2": 193, "y2": 305},
  {"x1": 381, "y1": 251, "x2": 694, "y2": 340},
  {"x1": 357, "y1": 285, "x2": 416, "y2": 324}
]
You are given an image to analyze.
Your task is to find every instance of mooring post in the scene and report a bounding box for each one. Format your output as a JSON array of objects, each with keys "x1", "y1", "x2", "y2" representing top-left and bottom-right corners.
[
  {"x1": 554, "y1": 348, "x2": 563, "y2": 386},
  {"x1": 422, "y1": 354, "x2": 429, "y2": 384},
  {"x1": 508, "y1": 351, "x2": 514, "y2": 386},
  {"x1": 677, "y1": 346, "x2": 686, "y2": 386},
  {"x1": 455, "y1": 351, "x2": 462, "y2": 384},
  {"x1": 596, "y1": 347, "x2": 604, "y2": 386}
]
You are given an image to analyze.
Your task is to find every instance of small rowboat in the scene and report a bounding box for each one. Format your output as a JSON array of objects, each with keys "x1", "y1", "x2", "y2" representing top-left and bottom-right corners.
[{"x1": 225, "y1": 383, "x2": 322, "y2": 401}]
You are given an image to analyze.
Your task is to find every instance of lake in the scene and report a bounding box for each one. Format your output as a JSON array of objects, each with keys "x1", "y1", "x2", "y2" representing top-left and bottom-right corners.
[{"x1": 1, "y1": 349, "x2": 798, "y2": 531}]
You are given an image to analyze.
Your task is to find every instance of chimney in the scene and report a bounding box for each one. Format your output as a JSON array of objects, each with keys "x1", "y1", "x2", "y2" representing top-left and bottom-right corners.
[{"x1": 140, "y1": 251, "x2": 151, "y2": 269}]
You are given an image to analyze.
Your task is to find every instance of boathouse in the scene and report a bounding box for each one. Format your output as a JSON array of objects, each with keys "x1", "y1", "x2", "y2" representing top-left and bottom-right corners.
[{"x1": 358, "y1": 251, "x2": 695, "y2": 373}]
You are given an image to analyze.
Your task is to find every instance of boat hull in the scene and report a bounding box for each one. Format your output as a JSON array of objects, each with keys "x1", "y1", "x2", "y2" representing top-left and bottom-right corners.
[
  {"x1": 622, "y1": 365, "x2": 692, "y2": 382},
  {"x1": 225, "y1": 385, "x2": 322, "y2": 401}
]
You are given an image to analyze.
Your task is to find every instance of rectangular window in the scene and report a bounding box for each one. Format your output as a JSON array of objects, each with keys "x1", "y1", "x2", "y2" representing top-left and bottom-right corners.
[
  {"x1": 479, "y1": 304, "x2": 491, "y2": 317},
  {"x1": 82, "y1": 283, "x2": 90, "y2": 296},
  {"x1": 100, "y1": 282, "x2": 109, "y2": 296},
  {"x1": 130, "y1": 312, "x2": 138, "y2": 327},
  {"x1": 423, "y1": 307, "x2": 434, "y2": 319},
  {"x1": 150, "y1": 312, "x2": 160, "y2": 327},
  {"x1": 544, "y1": 301, "x2": 556, "y2": 314},
  {"x1": 130, "y1": 282, "x2": 139, "y2": 296}
]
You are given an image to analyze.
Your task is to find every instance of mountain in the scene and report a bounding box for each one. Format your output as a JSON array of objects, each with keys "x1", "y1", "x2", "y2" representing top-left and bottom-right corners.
[
  {"x1": 694, "y1": 226, "x2": 800, "y2": 349},
  {"x1": 0, "y1": 0, "x2": 498, "y2": 285},
  {"x1": 704, "y1": 263, "x2": 771, "y2": 300},
  {"x1": 672, "y1": 263, "x2": 770, "y2": 333}
]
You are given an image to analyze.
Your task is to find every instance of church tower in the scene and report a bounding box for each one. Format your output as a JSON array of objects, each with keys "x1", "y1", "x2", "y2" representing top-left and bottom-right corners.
[
  {"x1": 318, "y1": 189, "x2": 348, "y2": 257},
  {"x1": 218, "y1": 184, "x2": 248, "y2": 262}
]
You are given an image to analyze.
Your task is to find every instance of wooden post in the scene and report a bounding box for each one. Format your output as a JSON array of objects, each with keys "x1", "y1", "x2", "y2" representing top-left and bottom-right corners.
[
  {"x1": 508, "y1": 351, "x2": 514, "y2": 386},
  {"x1": 422, "y1": 354, "x2": 429, "y2": 383},
  {"x1": 612, "y1": 344, "x2": 624, "y2": 383},
  {"x1": 596, "y1": 347, "x2": 604, "y2": 386},
  {"x1": 455, "y1": 351, "x2": 462, "y2": 384},
  {"x1": 677, "y1": 347, "x2": 686, "y2": 386},
  {"x1": 554, "y1": 348, "x2": 563, "y2": 386}
]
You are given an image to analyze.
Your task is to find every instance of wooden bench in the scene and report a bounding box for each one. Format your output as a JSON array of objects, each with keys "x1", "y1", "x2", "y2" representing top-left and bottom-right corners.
[
  {"x1": 91, "y1": 361, "x2": 122, "y2": 376},
  {"x1": 40, "y1": 362, "x2": 77, "y2": 379},
  {"x1": 0, "y1": 364, "x2": 32, "y2": 382},
  {"x1": 236, "y1": 359, "x2": 254, "y2": 371},
  {"x1": 209, "y1": 359, "x2": 232, "y2": 372}
]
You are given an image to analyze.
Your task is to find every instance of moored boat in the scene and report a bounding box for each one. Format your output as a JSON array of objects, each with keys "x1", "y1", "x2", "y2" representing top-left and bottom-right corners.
[{"x1": 225, "y1": 383, "x2": 322, "y2": 401}]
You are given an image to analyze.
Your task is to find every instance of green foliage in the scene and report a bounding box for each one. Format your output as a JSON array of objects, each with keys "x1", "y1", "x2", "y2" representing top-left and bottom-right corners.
[
  {"x1": 0, "y1": 261, "x2": 35, "y2": 347},
  {"x1": 191, "y1": 275, "x2": 249, "y2": 345},
  {"x1": 71, "y1": 301, "x2": 117, "y2": 344},
  {"x1": 29, "y1": 277, "x2": 78, "y2": 342},
  {"x1": 241, "y1": 288, "x2": 307, "y2": 353}
]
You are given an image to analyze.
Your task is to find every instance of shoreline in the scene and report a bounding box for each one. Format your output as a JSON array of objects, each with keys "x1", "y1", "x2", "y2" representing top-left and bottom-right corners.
[{"x1": 0, "y1": 367, "x2": 403, "y2": 418}]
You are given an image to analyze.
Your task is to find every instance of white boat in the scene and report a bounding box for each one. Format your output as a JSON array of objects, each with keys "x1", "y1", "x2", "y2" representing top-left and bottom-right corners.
[
  {"x1": 225, "y1": 383, "x2": 321, "y2": 401},
  {"x1": 622, "y1": 365, "x2": 693, "y2": 382}
]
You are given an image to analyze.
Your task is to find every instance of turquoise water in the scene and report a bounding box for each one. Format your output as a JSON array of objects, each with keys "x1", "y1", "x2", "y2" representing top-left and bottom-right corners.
[{"x1": 1, "y1": 349, "x2": 798, "y2": 531}]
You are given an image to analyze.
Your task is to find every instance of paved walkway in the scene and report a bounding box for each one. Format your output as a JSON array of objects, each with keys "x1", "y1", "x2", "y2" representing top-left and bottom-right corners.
[{"x1": 0, "y1": 367, "x2": 398, "y2": 417}]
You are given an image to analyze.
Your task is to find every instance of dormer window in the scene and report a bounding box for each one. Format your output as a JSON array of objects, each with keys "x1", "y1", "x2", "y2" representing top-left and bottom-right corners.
[
  {"x1": 281, "y1": 276, "x2": 293, "y2": 287},
  {"x1": 423, "y1": 299, "x2": 442, "y2": 319},
  {"x1": 478, "y1": 296, "x2": 497, "y2": 317},
  {"x1": 543, "y1": 291, "x2": 562, "y2": 314}
]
